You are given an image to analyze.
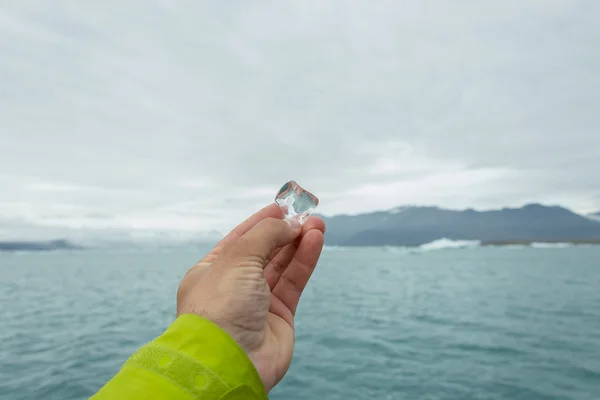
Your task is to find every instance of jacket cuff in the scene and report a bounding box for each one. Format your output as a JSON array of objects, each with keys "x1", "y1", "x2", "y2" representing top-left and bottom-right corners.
[{"x1": 124, "y1": 313, "x2": 267, "y2": 399}]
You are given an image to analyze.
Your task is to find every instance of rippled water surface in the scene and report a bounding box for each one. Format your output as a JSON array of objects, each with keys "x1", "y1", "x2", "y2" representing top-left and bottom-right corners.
[{"x1": 1, "y1": 246, "x2": 600, "y2": 399}]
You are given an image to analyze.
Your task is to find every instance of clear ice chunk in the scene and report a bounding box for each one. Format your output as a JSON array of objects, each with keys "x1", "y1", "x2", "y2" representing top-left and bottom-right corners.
[{"x1": 275, "y1": 181, "x2": 319, "y2": 225}]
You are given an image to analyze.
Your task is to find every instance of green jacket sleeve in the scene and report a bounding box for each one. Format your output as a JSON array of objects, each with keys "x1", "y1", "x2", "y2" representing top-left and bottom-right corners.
[{"x1": 90, "y1": 313, "x2": 268, "y2": 400}]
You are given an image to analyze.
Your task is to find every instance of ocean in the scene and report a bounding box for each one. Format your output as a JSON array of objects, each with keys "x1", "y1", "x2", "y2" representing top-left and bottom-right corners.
[{"x1": 1, "y1": 244, "x2": 599, "y2": 399}]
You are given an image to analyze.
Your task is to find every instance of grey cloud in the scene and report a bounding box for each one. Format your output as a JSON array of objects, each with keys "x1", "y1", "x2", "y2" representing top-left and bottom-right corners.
[{"x1": 1, "y1": 1, "x2": 599, "y2": 236}]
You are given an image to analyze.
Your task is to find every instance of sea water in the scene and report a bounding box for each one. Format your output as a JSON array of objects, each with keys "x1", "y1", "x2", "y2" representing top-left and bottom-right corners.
[{"x1": 1, "y1": 245, "x2": 599, "y2": 399}]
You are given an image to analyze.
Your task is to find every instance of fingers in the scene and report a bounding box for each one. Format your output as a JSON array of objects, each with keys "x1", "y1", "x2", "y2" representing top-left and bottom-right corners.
[
  {"x1": 272, "y1": 229, "x2": 324, "y2": 315},
  {"x1": 264, "y1": 243, "x2": 298, "y2": 289},
  {"x1": 264, "y1": 216, "x2": 326, "y2": 289},
  {"x1": 302, "y1": 216, "x2": 326, "y2": 235},
  {"x1": 218, "y1": 203, "x2": 284, "y2": 247},
  {"x1": 225, "y1": 217, "x2": 302, "y2": 267},
  {"x1": 198, "y1": 203, "x2": 283, "y2": 264}
]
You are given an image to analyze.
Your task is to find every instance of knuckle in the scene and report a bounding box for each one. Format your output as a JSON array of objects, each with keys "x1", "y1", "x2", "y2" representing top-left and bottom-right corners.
[
  {"x1": 258, "y1": 217, "x2": 285, "y2": 233},
  {"x1": 281, "y1": 274, "x2": 303, "y2": 293},
  {"x1": 258, "y1": 217, "x2": 280, "y2": 227},
  {"x1": 221, "y1": 237, "x2": 267, "y2": 263},
  {"x1": 221, "y1": 238, "x2": 245, "y2": 258}
]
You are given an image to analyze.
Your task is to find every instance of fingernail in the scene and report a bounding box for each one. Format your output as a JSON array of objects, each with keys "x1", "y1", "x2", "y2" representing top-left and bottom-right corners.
[{"x1": 284, "y1": 218, "x2": 301, "y2": 230}]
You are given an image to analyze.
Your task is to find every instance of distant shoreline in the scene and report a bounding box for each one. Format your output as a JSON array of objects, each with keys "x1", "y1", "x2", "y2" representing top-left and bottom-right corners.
[
  {"x1": 481, "y1": 239, "x2": 600, "y2": 246},
  {"x1": 0, "y1": 240, "x2": 81, "y2": 252},
  {"x1": 2, "y1": 239, "x2": 600, "y2": 252}
]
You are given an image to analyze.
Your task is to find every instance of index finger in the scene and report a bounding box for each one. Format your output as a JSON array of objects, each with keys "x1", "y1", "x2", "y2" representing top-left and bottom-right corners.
[
  {"x1": 216, "y1": 203, "x2": 284, "y2": 248},
  {"x1": 196, "y1": 203, "x2": 284, "y2": 266}
]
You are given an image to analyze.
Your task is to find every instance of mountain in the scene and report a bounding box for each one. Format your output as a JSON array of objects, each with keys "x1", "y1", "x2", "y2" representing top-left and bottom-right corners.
[
  {"x1": 3, "y1": 204, "x2": 599, "y2": 250},
  {"x1": 317, "y1": 204, "x2": 600, "y2": 246}
]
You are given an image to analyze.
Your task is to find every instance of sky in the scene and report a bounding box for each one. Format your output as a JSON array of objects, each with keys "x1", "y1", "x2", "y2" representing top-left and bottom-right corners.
[{"x1": 1, "y1": 1, "x2": 599, "y2": 239}]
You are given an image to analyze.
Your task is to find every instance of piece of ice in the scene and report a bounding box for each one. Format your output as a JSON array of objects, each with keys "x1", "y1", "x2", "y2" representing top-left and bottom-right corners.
[{"x1": 275, "y1": 181, "x2": 319, "y2": 225}]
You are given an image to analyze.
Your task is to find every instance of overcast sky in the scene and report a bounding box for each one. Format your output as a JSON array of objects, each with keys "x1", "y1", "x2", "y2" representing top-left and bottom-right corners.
[{"x1": 1, "y1": 1, "x2": 599, "y2": 236}]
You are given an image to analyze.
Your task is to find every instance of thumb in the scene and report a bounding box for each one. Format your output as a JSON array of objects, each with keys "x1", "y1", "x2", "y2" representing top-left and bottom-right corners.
[{"x1": 228, "y1": 217, "x2": 301, "y2": 266}]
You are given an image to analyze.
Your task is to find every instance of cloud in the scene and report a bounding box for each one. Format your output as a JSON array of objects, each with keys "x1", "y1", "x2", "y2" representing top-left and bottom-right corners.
[
  {"x1": 27, "y1": 181, "x2": 142, "y2": 195},
  {"x1": 1, "y1": 1, "x2": 599, "y2": 237}
]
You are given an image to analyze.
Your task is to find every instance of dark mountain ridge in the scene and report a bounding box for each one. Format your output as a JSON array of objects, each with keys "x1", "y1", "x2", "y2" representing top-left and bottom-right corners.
[
  {"x1": 3, "y1": 204, "x2": 600, "y2": 250},
  {"x1": 316, "y1": 203, "x2": 600, "y2": 246}
]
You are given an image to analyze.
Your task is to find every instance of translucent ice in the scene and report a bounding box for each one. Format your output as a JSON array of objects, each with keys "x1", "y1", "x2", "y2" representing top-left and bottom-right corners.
[{"x1": 275, "y1": 181, "x2": 319, "y2": 225}]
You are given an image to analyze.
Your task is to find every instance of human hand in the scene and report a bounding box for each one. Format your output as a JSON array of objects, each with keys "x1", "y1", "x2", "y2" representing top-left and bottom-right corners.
[{"x1": 176, "y1": 203, "x2": 326, "y2": 392}]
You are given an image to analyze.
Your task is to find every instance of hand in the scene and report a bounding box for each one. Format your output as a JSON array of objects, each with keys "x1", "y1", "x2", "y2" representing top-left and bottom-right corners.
[{"x1": 176, "y1": 203, "x2": 326, "y2": 392}]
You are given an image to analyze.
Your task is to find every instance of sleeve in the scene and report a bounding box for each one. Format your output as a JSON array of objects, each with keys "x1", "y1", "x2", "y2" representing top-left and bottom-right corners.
[{"x1": 90, "y1": 313, "x2": 268, "y2": 400}]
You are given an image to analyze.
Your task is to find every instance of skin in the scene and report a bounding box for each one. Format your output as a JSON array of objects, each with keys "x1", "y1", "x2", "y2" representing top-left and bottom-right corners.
[{"x1": 176, "y1": 203, "x2": 326, "y2": 393}]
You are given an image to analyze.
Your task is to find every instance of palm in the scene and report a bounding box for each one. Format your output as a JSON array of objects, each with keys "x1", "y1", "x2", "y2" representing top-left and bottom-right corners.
[{"x1": 183, "y1": 204, "x2": 325, "y2": 391}]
